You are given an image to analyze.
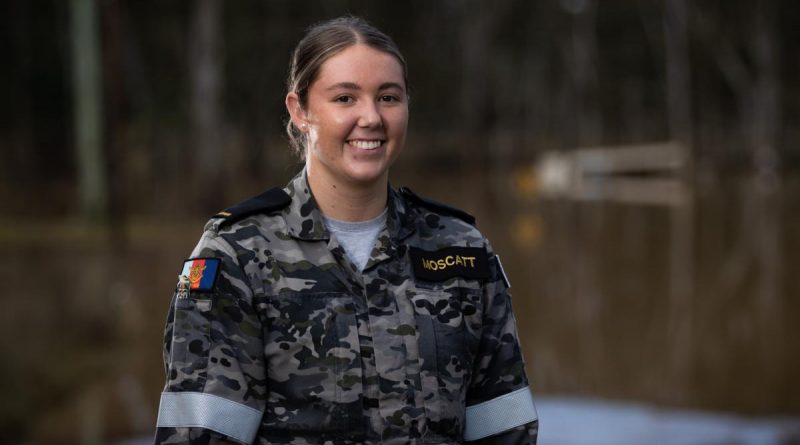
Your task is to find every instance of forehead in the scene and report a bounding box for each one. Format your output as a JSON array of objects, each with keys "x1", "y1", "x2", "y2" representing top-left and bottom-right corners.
[{"x1": 313, "y1": 44, "x2": 406, "y2": 89}]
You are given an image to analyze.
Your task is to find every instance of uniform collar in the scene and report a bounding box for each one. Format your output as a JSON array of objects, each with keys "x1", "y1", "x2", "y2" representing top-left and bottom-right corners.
[
  {"x1": 282, "y1": 170, "x2": 328, "y2": 240},
  {"x1": 282, "y1": 170, "x2": 416, "y2": 243}
]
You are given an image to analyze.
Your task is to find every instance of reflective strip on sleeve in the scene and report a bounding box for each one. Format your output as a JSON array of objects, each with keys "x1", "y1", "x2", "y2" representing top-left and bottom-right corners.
[
  {"x1": 157, "y1": 392, "x2": 262, "y2": 443},
  {"x1": 464, "y1": 386, "x2": 538, "y2": 441}
]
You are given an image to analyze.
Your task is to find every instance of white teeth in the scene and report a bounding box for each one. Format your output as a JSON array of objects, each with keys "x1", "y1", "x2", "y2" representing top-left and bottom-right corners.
[{"x1": 349, "y1": 140, "x2": 382, "y2": 150}]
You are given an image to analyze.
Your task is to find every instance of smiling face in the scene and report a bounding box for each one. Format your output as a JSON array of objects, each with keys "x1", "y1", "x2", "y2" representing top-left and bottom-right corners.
[{"x1": 287, "y1": 44, "x2": 408, "y2": 188}]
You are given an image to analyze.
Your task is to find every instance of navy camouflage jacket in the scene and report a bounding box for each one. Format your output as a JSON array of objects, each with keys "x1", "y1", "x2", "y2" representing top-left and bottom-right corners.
[{"x1": 155, "y1": 171, "x2": 538, "y2": 444}]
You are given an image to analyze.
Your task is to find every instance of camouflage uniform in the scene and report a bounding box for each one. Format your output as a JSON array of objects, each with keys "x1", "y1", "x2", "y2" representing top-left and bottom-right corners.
[{"x1": 155, "y1": 171, "x2": 538, "y2": 444}]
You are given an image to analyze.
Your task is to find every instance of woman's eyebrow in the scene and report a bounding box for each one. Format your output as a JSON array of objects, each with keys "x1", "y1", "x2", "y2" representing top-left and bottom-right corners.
[
  {"x1": 325, "y1": 82, "x2": 405, "y2": 91},
  {"x1": 326, "y1": 82, "x2": 360, "y2": 91},
  {"x1": 378, "y1": 82, "x2": 405, "y2": 91}
]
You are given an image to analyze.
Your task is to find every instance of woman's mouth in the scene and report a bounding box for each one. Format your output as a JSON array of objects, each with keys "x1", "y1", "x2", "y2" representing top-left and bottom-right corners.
[{"x1": 347, "y1": 139, "x2": 384, "y2": 150}]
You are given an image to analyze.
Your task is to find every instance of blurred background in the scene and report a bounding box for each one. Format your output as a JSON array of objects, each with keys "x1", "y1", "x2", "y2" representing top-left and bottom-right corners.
[{"x1": 2, "y1": 0, "x2": 799, "y2": 443}]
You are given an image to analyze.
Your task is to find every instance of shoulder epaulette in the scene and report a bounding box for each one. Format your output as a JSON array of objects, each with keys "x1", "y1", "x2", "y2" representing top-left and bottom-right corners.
[
  {"x1": 399, "y1": 186, "x2": 476, "y2": 225},
  {"x1": 212, "y1": 187, "x2": 291, "y2": 227}
]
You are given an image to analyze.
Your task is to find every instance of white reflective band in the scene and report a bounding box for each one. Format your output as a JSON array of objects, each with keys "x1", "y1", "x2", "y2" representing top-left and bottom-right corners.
[
  {"x1": 464, "y1": 387, "x2": 538, "y2": 441},
  {"x1": 157, "y1": 392, "x2": 262, "y2": 443}
]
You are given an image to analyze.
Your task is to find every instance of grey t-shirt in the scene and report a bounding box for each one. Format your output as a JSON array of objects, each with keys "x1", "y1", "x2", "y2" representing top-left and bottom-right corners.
[{"x1": 323, "y1": 208, "x2": 388, "y2": 272}]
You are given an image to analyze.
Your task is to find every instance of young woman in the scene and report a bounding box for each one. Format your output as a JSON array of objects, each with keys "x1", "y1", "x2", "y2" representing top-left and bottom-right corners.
[{"x1": 155, "y1": 16, "x2": 538, "y2": 445}]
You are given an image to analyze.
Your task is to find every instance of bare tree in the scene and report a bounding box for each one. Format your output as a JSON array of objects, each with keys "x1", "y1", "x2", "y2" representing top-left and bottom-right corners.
[
  {"x1": 663, "y1": 0, "x2": 694, "y2": 401},
  {"x1": 70, "y1": 0, "x2": 108, "y2": 222},
  {"x1": 749, "y1": 0, "x2": 783, "y2": 396},
  {"x1": 7, "y1": 0, "x2": 34, "y2": 188},
  {"x1": 189, "y1": 0, "x2": 224, "y2": 211},
  {"x1": 695, "y1": 0, "x2": 784, "y2": 401},
  {"x1": 561, "y1": 0, "x2": 606, "y2": 381},
  {"x1": 560, "y1": 0, "x2": 602, "y2": 147}
]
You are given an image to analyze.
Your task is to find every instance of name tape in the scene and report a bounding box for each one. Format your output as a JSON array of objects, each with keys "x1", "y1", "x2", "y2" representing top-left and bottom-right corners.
[{"x1": 410, "y1": 246, "x2": 489, "y2": 281}]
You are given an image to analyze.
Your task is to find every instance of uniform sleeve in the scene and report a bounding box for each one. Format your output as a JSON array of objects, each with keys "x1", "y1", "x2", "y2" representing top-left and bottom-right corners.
[
  {"x1": 463, "y1": 251, "x2": 538, "y2": 444},
  {"x1": 155, "y1": 232, "x2": 266, "y2": 444}
]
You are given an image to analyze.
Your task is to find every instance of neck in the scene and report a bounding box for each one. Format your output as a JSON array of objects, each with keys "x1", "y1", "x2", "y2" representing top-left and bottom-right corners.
[{"x1": 306, "y1": 166, "x2": 388, "y2": 222}]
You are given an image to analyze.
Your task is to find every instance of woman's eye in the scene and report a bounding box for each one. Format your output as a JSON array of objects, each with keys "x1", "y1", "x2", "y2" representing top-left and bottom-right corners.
[
  {"x1": 379, "y1": 95, "x2": 399, "y2": 102},
  {"x1": 334, "y1": 96, "x2": 354, "y2": 104}
]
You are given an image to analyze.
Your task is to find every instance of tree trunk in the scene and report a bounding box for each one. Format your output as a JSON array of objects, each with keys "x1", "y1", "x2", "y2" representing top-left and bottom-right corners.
[
  {"x1": 71, "y1": 0, "x2": 108, "y2": 223},
  {"x1": 569, "y1": 0, "x2": 602, "y2": 147},
  {"x1": 663, "y1": 0, "x2": 694, "y2": 403},
  {"x1": 563, "y1": 0, "x2": 605, "y2": 384},
  {"x1": 696, "y1": 0, "x2": 784, "y2": 409},
  {"x1": 101, "y1": 0, "x2": 129, "y2": 246},
  {"x1": 750, "y1": 0, "x2": 782, "y2": 406},
  {"x1": 189, "y1": 0, "x2": 224, "y2": 212},
  {"x1": 8, "y1": 0, "x2": 34, "y2": 188}
]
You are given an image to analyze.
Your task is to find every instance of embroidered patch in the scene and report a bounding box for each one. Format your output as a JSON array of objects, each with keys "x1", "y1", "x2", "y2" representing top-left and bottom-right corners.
[
  {"x1": 179, "y1": 258, "x2": 221, "y2": 292},
  {"x1": 410, "y1": 246, "x2": 490, "y2": 282}
]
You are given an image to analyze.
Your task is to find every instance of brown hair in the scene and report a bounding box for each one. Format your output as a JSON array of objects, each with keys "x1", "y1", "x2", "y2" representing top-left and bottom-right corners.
[{"x1": 286, "y1": 16, "x2": 408, "y2": 158}]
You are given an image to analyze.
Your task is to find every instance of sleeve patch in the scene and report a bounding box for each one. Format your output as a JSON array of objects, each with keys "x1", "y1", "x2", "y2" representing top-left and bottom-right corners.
[
  {"x1": 179, "y1": 258, "x2": 221, "y2": 292},
  {"x1": 410, "y1": 247, "x2": 490, "y2": 282}
]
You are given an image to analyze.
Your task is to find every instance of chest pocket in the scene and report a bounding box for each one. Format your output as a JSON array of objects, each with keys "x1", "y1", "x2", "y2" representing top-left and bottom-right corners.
[
  {"x1": 261, "y1": 292, "x2": 364, "y2": 440},
  {"x1": 409, "y1": 286, "x2": 481, "y2": 441}
]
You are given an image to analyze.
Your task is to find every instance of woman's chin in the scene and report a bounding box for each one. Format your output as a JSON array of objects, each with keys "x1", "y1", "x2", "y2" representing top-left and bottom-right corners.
[
  {"x1": 345, "y1": 169, "x2": 388, "y2": 186},
  {"x1": 340, "y1": 160, "x2": 392, "y2": 185}
]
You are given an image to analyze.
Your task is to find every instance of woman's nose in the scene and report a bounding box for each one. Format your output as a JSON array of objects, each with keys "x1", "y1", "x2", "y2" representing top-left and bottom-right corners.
[{"x1": 357, "y1": 101, "x2": 382, "y2": 128}]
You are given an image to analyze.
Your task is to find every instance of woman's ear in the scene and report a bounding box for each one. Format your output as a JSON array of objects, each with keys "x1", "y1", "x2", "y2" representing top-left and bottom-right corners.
[{"x1": 285, "y1": 92, "x2": 309, "y2": 133}]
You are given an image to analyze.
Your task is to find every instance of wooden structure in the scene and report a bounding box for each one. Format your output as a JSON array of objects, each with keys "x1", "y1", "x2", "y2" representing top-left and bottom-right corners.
[{"x1": 536, "y1": 142, "x2": 689, "y2": 207}]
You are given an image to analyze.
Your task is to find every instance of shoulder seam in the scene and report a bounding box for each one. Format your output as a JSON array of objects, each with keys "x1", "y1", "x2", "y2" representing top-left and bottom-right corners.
[
  {"x1": 399, "y1": 186, "x2": 476, "y2": 225},
  {"x1": 211, "y1": 187, "x2": 291, "y2": 230}
]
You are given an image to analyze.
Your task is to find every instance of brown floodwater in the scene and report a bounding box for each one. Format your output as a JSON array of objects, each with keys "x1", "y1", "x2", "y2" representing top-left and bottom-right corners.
[{"x1": 1, "y1": 173, "x2": 797, "y2": 443}]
